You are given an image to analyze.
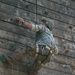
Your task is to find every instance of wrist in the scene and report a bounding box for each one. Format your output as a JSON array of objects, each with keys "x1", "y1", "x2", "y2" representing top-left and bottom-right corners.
[{"x1": 22, "y1": 21, "x2": 25, "y2": 24}]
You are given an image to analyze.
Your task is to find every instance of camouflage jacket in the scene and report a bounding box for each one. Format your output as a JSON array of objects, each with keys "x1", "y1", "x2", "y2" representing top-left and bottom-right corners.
[{"x1": 31, "y1": 24, "x2": 57, "y2": 50}]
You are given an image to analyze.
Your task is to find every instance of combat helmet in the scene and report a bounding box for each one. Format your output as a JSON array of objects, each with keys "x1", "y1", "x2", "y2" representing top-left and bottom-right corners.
[{"x1": 41, "y1": 17, "x2": 54, "y2": 31}]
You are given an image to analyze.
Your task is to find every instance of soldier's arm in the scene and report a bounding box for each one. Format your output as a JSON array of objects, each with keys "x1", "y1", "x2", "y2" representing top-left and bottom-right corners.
[
  {"x1": 17, "y1": 17, "x2": 46, "y2": 32},
  {"x1": 23, "y1": 22, "x2": 32, "y2": 30}
]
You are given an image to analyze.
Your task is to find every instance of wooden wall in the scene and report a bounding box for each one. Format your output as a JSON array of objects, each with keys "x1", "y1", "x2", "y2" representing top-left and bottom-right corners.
[{"x1": 0, "y1": 0, "x2": 75, "y2": 75}]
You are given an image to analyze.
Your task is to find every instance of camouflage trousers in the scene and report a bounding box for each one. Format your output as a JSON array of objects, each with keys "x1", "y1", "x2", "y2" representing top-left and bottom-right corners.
[{"x1": 0, "y1": 44, "x2": 53, "y2": 73}]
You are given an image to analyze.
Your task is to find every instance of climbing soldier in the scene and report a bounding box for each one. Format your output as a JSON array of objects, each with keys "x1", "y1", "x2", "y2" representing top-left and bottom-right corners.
[{"x1": 17, "y1": 17, "x2": 58, "y2": 74}]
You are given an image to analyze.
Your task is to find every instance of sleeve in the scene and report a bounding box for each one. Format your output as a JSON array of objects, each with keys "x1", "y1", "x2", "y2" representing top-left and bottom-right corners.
[{"x1": 31, "y1": 24, "x2": 46, "y2": 32}]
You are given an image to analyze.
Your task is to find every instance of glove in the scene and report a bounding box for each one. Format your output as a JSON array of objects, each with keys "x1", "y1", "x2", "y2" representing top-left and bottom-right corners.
[{"x1": 17, "y1": 17, "x2": 24, "y2": 23}]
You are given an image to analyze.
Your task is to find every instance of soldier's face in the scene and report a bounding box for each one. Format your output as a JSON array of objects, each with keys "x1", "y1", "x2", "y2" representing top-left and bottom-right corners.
[{"x1": 40, "y1": 22, "x2": 48, "y2": 27}]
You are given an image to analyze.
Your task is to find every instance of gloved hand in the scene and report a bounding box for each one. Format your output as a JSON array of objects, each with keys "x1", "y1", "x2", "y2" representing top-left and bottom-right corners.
[{"x1": 17, "y1": 17, "x2": 24, "y2": 23}]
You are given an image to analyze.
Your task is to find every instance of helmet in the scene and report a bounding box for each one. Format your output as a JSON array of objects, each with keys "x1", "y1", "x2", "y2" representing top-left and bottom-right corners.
[{"x1": 41, "y1": 18, "x2": 54, "y2": 31}]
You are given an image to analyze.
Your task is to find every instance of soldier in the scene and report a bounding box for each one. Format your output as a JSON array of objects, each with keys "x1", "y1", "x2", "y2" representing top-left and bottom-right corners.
[{"x1": 17, "y1": 17, "x2": 59, "y2": 75}]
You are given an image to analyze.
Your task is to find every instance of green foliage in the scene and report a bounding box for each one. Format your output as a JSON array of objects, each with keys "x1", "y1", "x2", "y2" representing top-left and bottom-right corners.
[{"x1": 0, "y1": 55, "x2": 6, "y2": 63}]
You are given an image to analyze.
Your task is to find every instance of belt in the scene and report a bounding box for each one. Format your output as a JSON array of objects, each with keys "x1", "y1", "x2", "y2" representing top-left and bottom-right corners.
[{"x1": 35, "y1": 45, "x2": 53, "y2": 57}]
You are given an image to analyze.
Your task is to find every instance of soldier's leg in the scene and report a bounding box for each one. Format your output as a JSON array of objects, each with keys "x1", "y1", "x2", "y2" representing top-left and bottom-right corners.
[
  {"x1": 9, "y1": 45, "x2": 35, "y2": 63},
  {"x1": 11, "y1": 47, "x2": 26, "y2": 61},
  {"x1": 32, "y1": 53, "x2": 51, "y2": 72},
  {"x1": 33, "y1": 45, "x2": 51, "y2": 71},
  {"x1": 0, "y1": 43, "x2": 35, "y2": 64}
]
